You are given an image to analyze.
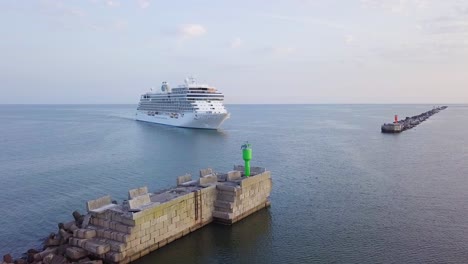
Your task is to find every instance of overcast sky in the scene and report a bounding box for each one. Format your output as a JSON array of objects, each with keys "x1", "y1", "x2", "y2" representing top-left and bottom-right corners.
[{"x1": 1, "y1": 0, "x2": 468, "y2": 104}]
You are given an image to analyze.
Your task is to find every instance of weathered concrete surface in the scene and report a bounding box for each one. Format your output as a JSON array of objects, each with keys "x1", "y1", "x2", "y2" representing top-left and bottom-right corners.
[
  {"x1": 128, "y1": 193, "x2": 151, "y2": 210},
  {"x1": 128, "y1": 187, "x2": 148, "y2": 200},
  {"x1": 226, "y1": 170, "x2": 241, "y2": 181},
  {"x1": 214, "y1": 171, "x2": 272, "y2": 224},
  {"x1": 87, "y1": 195, "x2": 117, "y2": 213},
  {"x1": 176, "y1": 174, "x2": 192, "y2": 185},
  {"x1": 66, "y1": 246, "x2": 88, "y2": 260},
  {"x1": 199, "y1": 168, "x2": 214, "y2": 177},
  {"x1": 199, "y1": 174, "x2": 217, "y2": 186}
]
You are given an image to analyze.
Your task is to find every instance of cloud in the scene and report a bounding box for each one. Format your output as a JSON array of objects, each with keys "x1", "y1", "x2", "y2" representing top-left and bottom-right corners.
[
  {"x1": 272, "y1": 46, "x2": 295, "y2": 55},
  {"x1": 261, "y1": 13, "x2": 346, "y2": 30},
  {"x1": 105, "y1": 0, "x2": 120, "y2": 7},
  {"x1": 345, "y1": 34, "x2": 355, "y2": 44},
  {"x1": 137, "y1": 0, "x2": 150, "y2": 9},
  {"x1": 421, "y1": 6, "x2": 468, "y2": 35},
  {"x1": 178, "y1": 24, "x2": 207, "y2": 39},
  {"x1": 360, "y1": 0, "x2": 428, "y2": 15},
  {"x1": 114, "y1": 20, "x2": 128, "y2": 31},
  {"x1": 39, "y1": 1, "x2": 86, "y2": 17},
  {"x1": 427, "y1": 19, "x2": 468, "y2": 34},
  {"x1": 230, "y1": 38, "x2": 242, "y2": 49}
]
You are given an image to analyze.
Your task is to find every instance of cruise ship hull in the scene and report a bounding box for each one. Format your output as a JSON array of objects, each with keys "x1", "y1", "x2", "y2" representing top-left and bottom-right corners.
[{"x1": 135, "y1": 111, "x2": 229, "y2": 129}]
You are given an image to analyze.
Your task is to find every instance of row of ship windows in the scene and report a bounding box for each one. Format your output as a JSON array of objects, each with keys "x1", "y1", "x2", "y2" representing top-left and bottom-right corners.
[
  {"x1": 138, "y1": 107, "x2": 219, "y2": 112},
  {"x1": 142, "y1": 95, "x2": 223, "y2": 99},
  {"x1": 140, "y1": 99, "x2": 223, "y2": 103},
  {"x1": 138, "y1": 105, "x2": 222, "y2": 110},
  {"x1": 139, "y1": 106, "x2": 223, "y2": 110},
  {"x1": 139, "y1": 101, "x2": 222, "y2": 105}
]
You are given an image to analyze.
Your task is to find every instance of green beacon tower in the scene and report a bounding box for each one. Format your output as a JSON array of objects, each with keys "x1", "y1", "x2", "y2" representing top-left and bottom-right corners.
[{"x1": 241, "y1": 142, "x2": 252, "y2": 177}]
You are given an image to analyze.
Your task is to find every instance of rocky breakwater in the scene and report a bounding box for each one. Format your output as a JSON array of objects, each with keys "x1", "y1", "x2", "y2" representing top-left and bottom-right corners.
[
  {"x1": 381, "y1": 106, "x2": 448, "y2": 133},
  {"x1": 2, "y1": 166, "x2": 272, "y2": 264},
  {"x1": 2, "y1": 210, "x2": 103, "y2": 264}
]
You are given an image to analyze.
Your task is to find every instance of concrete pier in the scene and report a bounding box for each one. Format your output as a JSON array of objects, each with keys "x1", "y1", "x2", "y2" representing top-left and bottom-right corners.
[
  {"x1": 4, "y1": 165, "x2": 272, "y2": 264},
  {"x1": 381, "y1": 106, "x2": 447, "y2": 133}
]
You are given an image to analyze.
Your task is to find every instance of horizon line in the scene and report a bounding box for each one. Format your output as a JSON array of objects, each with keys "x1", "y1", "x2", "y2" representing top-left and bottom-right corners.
[{"x1": 0, "y1": 103, "x2": 463, "y2": 106}]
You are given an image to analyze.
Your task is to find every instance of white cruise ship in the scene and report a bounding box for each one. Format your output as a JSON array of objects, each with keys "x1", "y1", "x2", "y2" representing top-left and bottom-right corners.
[{"x1": 136, "y1": 77, "x2": 230, "y2": 129}]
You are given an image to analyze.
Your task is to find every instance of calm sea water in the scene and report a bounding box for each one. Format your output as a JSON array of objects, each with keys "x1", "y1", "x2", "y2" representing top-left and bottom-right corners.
[{"x1": 1, "y1": 104, "x2": 468, "y2": 263}]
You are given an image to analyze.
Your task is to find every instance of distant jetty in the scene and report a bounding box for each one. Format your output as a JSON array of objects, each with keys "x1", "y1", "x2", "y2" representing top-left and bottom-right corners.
[{"x1": 381, "y1": 106, "x2": 448, "y2": 133}]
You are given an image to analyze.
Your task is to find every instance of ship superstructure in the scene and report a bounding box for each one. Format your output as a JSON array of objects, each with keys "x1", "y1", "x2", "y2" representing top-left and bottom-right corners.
[{"x1": 136, "y1": 77, "x2": 229, "y2": 129}]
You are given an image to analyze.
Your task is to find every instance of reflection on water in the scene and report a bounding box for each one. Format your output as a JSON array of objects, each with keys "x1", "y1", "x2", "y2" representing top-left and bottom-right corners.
[{"x1": 135, "y1": 209, "x2": 272, "y2": 264}]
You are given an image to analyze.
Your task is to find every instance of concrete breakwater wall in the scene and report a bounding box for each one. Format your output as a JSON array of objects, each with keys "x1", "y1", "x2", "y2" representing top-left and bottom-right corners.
[
  {"x1": 381, "y1": 106, "x2": 448, "y2": 133},
  {"x1": 3, "y1": 166, "x2": 272, "y2": 264}
]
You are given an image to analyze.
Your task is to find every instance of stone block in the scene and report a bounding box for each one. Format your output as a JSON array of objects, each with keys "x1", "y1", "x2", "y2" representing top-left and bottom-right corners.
[
  {"x1": 115, "y1": 223, "x2": 131, "y2": 234},
  {"x1": 105, "y1": 252, "x2": 125, "y2": 263},
  {"x1": 227, "y1": 171, "x2": 241, "y2": 181},
  {"x1": 214, "y1": 200, "x2": 234, "y2": 210},
  {"x1": 38, "y1": 247, "x2": 57, "y2": 259},
  {"x1": 63, "y1": 221, "x2": 75, "y2": 231},
  {"x1": 100, "y1": 239, "x2": 128, "y2": 252},
  {"x1": 199, "y1": 168, "x2": 213, "y2": 177},
  {"x1": 214, "y1": 205, "x2": 233, "y2": 213},
  {"x1": 86, "y1": 195, "x2": 112, "y2": 212},
  {"x1": 115, "y1": 233, "x2": 131, "y2": 243},
  {"x1": 149, "y1": 242, "x2": 159, "y2": 252},
  {"x1": 128, "y1": 186, "x2": 148, "y2": 200},
  {"x1": 199, "y1": 174, "x2": 217, "y2": 185},
  {"x1": 176, "y1": 174, "x2": 192, "y2": 185},
  {"x1": 129, "y1": 253, "x2": 141, "y2": 262},
  {"x1": 216, "y1": 184, "x2": 239, "y2": 193},
  {"x1": 82, "y1": 214, "x2": 91, "y2": 228},
  {"x1": 49, "y1": 255, "x2": 66, "y2": 264},
  {"x1": 66, "y1": 247, "x2": 88, "y2": 261},
  {"x1": 213, "y1": 211, "x2": 233, "y2": 220},
  {"x1": 83, "y1": 240, "x2": 110, "y2": 255},
  {"x1": 95, "y1": 210, "x2": 111, "y2": 220},
  {"x1": 233, "y1": 165, "x2": 266, "y2": 175},
  {"x1": 120, "y1": 217, "x2": 136, "y2": 226},
  {"x1": 128, "y1": 194, "x2": 151, "y2": 210},
  {"x1": 130, "y1": 238, "x2": 140, "y2": 248},
  {"x1": 240, "y1": 171, "x2": 271, "y2": 188},
  {"x1": 45, "y1": 237, "x2": 60, "y2": 247},
  {"x1": 59, "y1": 228, "x2": 72, "y2": 242},
  {"x1": 73, "y1": 229, "x2": 96, "y2": 239},
  {"x1": 3, "y1": 254, "x2": 13, "y2": 263},
  {"x1": 69, "y1": 237, "x2": 87, "y2": 248},
  {"x1": 141, "y1": 221, "x2": 150, "y2": 230},
  {"x1": 140, "y1": 234, "x2": 150, "y2": 243},
  {"x1": 217, "y1": 193, "x2": 236, "y2": 203},
  {"x1": 141, "y1": 248, "x2": 150, "y2": 257},
  {"x1": 79, "y1": 260, "x2": 103, "y2": 264},
  {"x1": 200, "y1": 184, "x2": 217, "y2": 194},
  {"x1": 216, "y1": 173, "x2": 227, "y2": 181}
]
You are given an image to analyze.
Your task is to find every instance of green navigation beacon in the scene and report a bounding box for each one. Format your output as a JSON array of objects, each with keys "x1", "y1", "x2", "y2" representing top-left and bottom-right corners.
[{"x1": 241, "y1": 142, "x2": 252, "y2": 177}]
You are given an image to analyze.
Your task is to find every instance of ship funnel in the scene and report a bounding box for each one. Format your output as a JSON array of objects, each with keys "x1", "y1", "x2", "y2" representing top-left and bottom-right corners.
[
  {"x1": 241, "y1": 142, "x2": 252, "y2": 177},
  {"x1": 161, "y1": 82, "x2": 171, "y2": 93},
  {"x1": 394, "y1": 115, "x2": 398, "y2": 123}
]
